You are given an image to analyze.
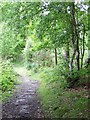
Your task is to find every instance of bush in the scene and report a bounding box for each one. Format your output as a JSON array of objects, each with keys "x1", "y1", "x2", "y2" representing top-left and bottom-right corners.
[
  {"x1": 40, "y1": 64, "x2": 89, "y2": 88},
  {"x1": 65, "y1": 67, "x2": 89, "y2": 87},
  {"x1": 0, "y1": 60, "x2": 17, "y2": 92},
  {"x1": 40, "y1": 65, "x2": 68, "y2": 89}
]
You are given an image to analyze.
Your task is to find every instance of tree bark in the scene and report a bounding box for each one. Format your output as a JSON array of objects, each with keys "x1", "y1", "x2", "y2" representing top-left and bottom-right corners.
[
  {"x1": 69, "y1": 32, "x2": 76, "y2": 76},
  {"x1": 86, "y1": 3, "x2": 90, "y2": 67},
  {"x1": 70, "y1": 2, "x2": 76, "y2": 75},
  {"x1": 70, "y1": 2, "x2": 80, "y2": 71},
  {"x1": 55, "y1": 48, "x2": 57, "y2": 65},
  {"x1": 88, "y1": 3, "x2": 90, "y2": 64},
  {"x1": 64, "y1": 44, "x2": 70, "y2": 69},
  {"x1": 81, "y1": 24, "x2": 85, "y2": 68}
]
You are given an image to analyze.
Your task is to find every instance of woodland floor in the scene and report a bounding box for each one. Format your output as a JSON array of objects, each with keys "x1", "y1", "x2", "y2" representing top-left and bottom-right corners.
[{"x1": 2, "y1": 67, "x2": 45, "y2": 119}]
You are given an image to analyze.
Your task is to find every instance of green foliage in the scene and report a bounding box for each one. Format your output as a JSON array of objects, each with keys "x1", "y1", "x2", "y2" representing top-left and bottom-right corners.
[
  {"x1": 0, "y1": 60, "x2": 17, "y2": 101},
  {"x1": 65, "y1": 68, "x2": 89, "y2": 87},
  {"x1": 23, "y1": 38, "x2": 34, "y2": 69},
  {"x1": 0, "y1": 23, "x2": 25, "y2": 61},
  {"x1": 40, "y1": 65, "x2": 68, "y2": 89},
  {"x1": 0, "y1": 2, "x2": 89, "y2": 118},
  {"x1": 74, "y1": 68, "x2": 88, "y2": 79},
  {"x1": 33, "y1": 62, "x2": 89, "y2": 89},
  {"x1": 0, "y1": 25, "x2": 16, "y2": 60}
]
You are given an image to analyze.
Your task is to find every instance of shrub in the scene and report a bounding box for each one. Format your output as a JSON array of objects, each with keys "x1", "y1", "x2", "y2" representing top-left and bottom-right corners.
[
  {"x1": 0, "y1": 60, "x2": 16, "y2": 92},
  {"x1": 40, "y1": 65, "x2": 68, "y2": 89}
]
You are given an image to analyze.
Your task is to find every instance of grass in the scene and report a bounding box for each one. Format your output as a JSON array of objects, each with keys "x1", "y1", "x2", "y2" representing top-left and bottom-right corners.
[
  {"x1": 38, "y1": 79, "x2": 89, "y2": 118},
  {"x1": 27, "y1": 66, "x2": 89, "y2": 118}
]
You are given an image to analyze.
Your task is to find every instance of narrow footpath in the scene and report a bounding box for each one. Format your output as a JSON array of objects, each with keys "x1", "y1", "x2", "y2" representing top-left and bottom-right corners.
[{"x1": 2, "y1": 67, "x2": 44, "y2": 119}]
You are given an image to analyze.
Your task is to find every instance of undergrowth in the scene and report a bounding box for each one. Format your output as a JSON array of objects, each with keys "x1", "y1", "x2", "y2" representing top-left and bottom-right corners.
[
  {"x1": 0, "y1": 60, "x2": 19, "y2": 102},
  {"x1": 29, "y1": 65, "x2": 89, "y2": 118}
]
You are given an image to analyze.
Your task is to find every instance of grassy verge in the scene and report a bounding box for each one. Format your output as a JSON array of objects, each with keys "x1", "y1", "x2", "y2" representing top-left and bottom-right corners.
[
  {"x1": 29, "y1": 67, "x2": 89, "y2": 118},
  {"x1": 39, "y1": 80, "x2": 89, "y2": 118}
]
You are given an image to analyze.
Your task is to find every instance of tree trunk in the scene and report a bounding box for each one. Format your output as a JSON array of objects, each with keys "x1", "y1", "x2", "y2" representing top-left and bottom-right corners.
[
  {"x1": 81, "y1": 24, "x2": 85, "y2": 68},
  {"x1": 86, "y1": 4, "x2": 90, "y2": 67},
  {"x1": 64, "y1": 44, "x2": 69, "y2": 69},
  {"x1": 76, "y1": 9, "x2": 80, "y2": 71},
  {"x1": 70, "y1": 2, "x2": 80, "y2": 71},
  {"x1": 55, "y1": 48, "x2": 57, "y2": 65},
  {"x1": 70, "y1": 49, "x2": 76, "y2": 76},
  {"x1": 70, "y1": 2, "x2": 76, "y2": 75},
  {"x1": 76, "y1": 39, "x2": 80, "y2": 71},
  {"x1": 88, "y1": 3, "x2": 90, "y2": 64}
]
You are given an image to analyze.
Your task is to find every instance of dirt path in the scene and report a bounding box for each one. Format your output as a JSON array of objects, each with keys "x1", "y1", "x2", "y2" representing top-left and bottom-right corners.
[{"x1": 2, "y1": 67, "x2": 45, "y2": 119}]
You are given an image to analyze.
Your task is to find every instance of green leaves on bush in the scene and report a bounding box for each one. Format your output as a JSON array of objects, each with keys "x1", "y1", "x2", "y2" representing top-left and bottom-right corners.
[
  {"x1": 0, "y1": 60, "x2": 16, "y2": 92},
  {"x1": 40, "y1": 65, "x2": 68, "y2": 89}
]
